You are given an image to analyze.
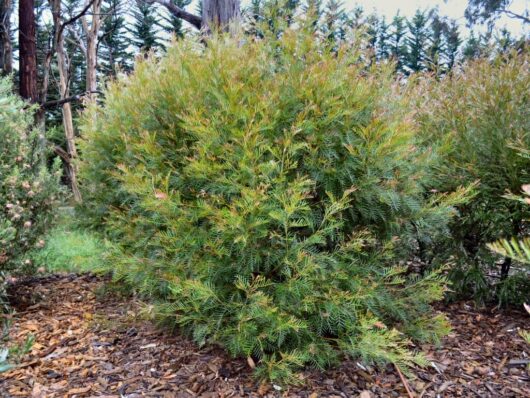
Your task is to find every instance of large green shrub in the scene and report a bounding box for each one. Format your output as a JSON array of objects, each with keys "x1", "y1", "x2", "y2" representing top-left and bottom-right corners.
[
  {"x1": 79, "y1": 30, "x2": 466, "y2": 382},
  {"x1": 414, "y1": 52, "x2": 530, "y2": 304},
  {"x1": 0, "y1": 78, "x2": 63, "y2": 300}
]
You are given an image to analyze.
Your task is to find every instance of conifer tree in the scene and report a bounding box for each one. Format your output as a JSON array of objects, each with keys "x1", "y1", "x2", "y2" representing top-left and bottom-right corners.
[
  {"x1": 100, "y1": 0, "x2": 132, "y2": 75},
  {"x1": 406, "y1": 10, "x2": 429, "y2": 73},
  {"x1": 0, "y1": 0, "x2": 13, "y2": 76},
  {"x1": 130, "y1": 0, "x2": 162, "y2": 53},
  {"x1": 161, "y1": 0, "x2": 192, "y2": 38},
  {"x1": 442, "y1": 20, "x2": 461, "y2": 70},
  {"x1": 389, "y1": 13, "x2": 408, "y2": 73},
  {"x1": 247, "y1": 0, "x2": 300, "y2": 36},
  {"x1": 322, "y1": 0, "x2": 349, "y2": 45},
  {"x1": 426, "y1": 11, "x2": 444, "y2": 73},
  {"x1": 365, "y1": 13, "x2": 379, "y2": 55},
  {"x1": 377, "y1": 16, "x2": 391, "y2": 60},
  {"x1": 462, "y1": 31, "x2": 489, "y2": 60}
]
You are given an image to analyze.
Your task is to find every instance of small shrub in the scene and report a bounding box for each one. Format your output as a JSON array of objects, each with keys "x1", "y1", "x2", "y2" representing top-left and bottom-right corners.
[
  {"x1": 0, "y1": 77, "x2": 63, "y2": 369},
  {"x1": 0, "y1": 78, "x2": 63, "y2": 276},
  {"x1": 414, "y1": 52, "x2": 530, "y2": 304},
  {"x1": 80, "y1": 29, "x2": 467, "y2": 382}
]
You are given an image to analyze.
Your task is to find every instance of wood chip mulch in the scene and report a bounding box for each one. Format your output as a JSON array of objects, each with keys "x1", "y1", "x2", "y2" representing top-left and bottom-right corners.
[{"x1": 0, "y1": 274, "x2": 528, "y2": 397}]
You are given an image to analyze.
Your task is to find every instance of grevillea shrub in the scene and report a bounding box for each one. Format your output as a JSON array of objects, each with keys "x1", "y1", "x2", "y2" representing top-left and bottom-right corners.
[
  {"x1": 413, "y1": 52, "x2": 530, "y2": 305},
  {"x1": 0, "y1": 78, "x2": 62, "y2": 307},
  {"x1": 79, "y1": 29, "x2": 467, "y2": 383}
]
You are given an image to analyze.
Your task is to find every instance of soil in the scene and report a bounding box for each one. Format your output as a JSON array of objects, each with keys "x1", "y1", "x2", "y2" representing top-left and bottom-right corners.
[{"x1": 1, "y1": 274, "x2": 529, "y2": 397}]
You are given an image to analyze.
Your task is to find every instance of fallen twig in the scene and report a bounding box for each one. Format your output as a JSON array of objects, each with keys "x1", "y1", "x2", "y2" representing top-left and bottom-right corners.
[{"x1": 394, "y1": 363, "x2": 415, "y2": 398}]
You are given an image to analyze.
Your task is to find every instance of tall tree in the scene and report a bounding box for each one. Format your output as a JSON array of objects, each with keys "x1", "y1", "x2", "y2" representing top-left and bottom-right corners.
[
  {"x1": 389, "y1": 13, "x2": 407, "y2": 73},
  {"x1": 81, "y1": 0, "x2": 102, "y2": 102},
  {"x1": 442, "y1": 20, "x2": 461, "y2": 70},
  {"x1": 462, "y1": 31, "x2": 490, "y2": 60},
  {"x1": 426, "y1": 11, "x2": 444, "y2": 73},
  {"x1": 131, "y1": 0, "x2": 161, "y2": 52},
  {"x1": 466, "y1": 0, "x2": 529, "y2": 26},
  {"x1": 100, "y1": 0, "x2": 131, "y2": 74},
  {"x1": 161, "y1": 0, "x2": 192, "y2": 38},
  {"x1": 19, "y1": 0, "x2": 38, "y2": 101},
  {"x1": 406, "y1": 10, "x2": 429, "y2": 73},
  {"x1": 377, "y1": 16, "x2": 391, "y2": 60},
  {"x1": 48, "y1": 0, "x2": 92, "y2": 202},
  {"x1": 0, "y1": 0, "x2": 13, "y2": 75},
  {"x1": 202, "y1": 0, "x2": 240, "y2": 31},
  {"x1": 146, "y1": 0, "x2": 240, "y2": 31},
  {"x1": 322, "y1": 0, "x2": 349, "y2": 46}
]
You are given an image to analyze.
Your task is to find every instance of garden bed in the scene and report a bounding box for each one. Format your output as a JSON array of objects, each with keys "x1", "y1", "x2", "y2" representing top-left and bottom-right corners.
[{"x1": 1, "y1": 274, "x2": 528, "y2": 397}]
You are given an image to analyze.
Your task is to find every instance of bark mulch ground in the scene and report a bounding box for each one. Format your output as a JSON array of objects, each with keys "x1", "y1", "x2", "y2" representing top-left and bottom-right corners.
[{"x1": 1, "y1": 274, "x2": 528, "y2": 398}]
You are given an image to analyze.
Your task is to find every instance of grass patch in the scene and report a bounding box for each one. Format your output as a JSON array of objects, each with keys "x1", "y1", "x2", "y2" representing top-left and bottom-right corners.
[{"x1": 32, "y1": 227, "x2": 106, "y2": 273}]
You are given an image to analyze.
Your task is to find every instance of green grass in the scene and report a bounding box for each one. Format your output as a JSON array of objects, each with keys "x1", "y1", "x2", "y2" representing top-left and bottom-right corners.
[{"x1": 32, "y1": 227, "x2": 107, "y2": 273}]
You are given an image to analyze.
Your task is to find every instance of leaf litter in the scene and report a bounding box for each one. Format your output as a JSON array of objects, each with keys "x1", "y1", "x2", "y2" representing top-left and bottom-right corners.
[{"x1": 1, "y1": 274, "x2": 528, "y2": 397}]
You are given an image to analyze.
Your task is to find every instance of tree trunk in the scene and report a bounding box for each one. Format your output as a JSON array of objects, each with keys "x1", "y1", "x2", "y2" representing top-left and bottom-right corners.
[
  {"x1": 0, "y1": 0, "x2": 12, "y2": 76},
  {"x1": 202, "y1": 0, "x2": 240, "y2": 31},
  {"x1": 149, "y1": 0, "x2": 240, "y2": 32},
  {"x1": 81, "y1": 0, "x2": 102, "y2": 103},
  {"x1": 19, "y1": 0, "x2": 38, "y2": 101},
  {"x1": 50, "y1": 0, "x2": 82, "y2": 203}
]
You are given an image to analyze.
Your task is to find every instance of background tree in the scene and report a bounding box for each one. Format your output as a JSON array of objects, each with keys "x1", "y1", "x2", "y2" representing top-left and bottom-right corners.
[
  {"x1": 442, "y1": 20, "x2": 461, "y2": 70},
  {"x1": 426, "y1": 11, "x2": 444, "y2": 73},
  {"x1": 406, "y1": 10, "x2": 429, "y2": 74},
  {"x1": 99, "y1": 0, "x2": 131, "y2": 75},
  {"x1": 146, "y1": 0, "x2": 240, "y2": 31},
  {"x1": 161, "y1": 0, "x2": 192, "y2": 38},
  {"x1": 0, "y1": 0, "x2": 13, "y2": 76},
  {"x1": 465, "y1": 0, "x2": 529, "y2": 27},
  {"x1": 322, "y1": 0, "x2": 349, "y2": 46},
  {"x1": 389, "y1": 13, "x2": 408, "y2": 73},
  {"x1": 376, "y1": 16, "x2": 391, "y2": 60},
  {"x1": 19, "y1": 0, "x2": 38, "y2": 102},
  {"x1": 131, "y1": 0, "x2": 162, "y2": 53}
]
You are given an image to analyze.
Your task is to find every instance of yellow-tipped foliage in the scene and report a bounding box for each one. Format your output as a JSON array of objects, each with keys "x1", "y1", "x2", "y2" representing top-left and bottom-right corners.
[{"x1": 79, "y1": 28, "x2": 464, "y2": 383}]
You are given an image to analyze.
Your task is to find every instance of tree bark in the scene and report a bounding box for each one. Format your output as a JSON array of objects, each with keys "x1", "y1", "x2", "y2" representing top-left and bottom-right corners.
[
  {"x1": 202, "y1": 0, "x2": 240, "y2": 31},
  {"x1": 81, "y1": 0, "x2": 102, "y2": 103},
  {"x1": 19, "y1": 0, "x2": 38, "y2": 102},
  {"x1": 148, "y1": 0, "x2": 240, "y2": 32},
  {"x1": 50, "y1": 0, "x2": 82, "y2": 203},
  {"x1": 0, "y1": 0, "x2": 12, "y2": 76}
]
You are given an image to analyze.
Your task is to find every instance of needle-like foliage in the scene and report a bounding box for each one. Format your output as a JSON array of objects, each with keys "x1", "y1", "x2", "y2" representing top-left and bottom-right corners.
[
  {"x1": 413, "y1": 52, "x2": 530, "y2": 305},
  {"x1": 79, "y1": 27, "x2": 466, "y2": 383}
]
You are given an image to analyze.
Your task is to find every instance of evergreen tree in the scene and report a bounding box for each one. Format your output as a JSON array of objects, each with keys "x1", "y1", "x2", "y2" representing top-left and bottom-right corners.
[
  {"x1": 389, "y1": 13, "x2": 408, "y2": 73},
  {"x1": 302, "y1": 0, "x2": 323, "y2": 31},
  {"x1": 322, "y1": 0, "x2": 349, "y2": 45},
  {"x1": 406, "y1": 10, "x2": 429, "y2": 73},
  {"x1": 248, "y1": 0, "x2": 300, "y2": 37},
  {"x1": 426, "y1": 11, "x2": 444, "y2": 73},
  {"x1": 377, "y1": 16, "x2": 391, "y2": 60},
  {"x1": 365, "y1": 13, "x2": 379, "y2": 56},
  {"x1": 349, "y1": 5, "x2": 364, "y2": 30},
  {"x1": 462, "y1": 31, "x2": 490, "y2": 60},
  {"x1": 442, "y1": 20, "x2": 461, "y2": 70},
  {"x1": 130, "y1": 0, "x2": 162, "y2": 53},
  {"x1": 100, "y1": 0, "x2": 132, "y2": 75},
  {"x1": 161, "y1": 0, "x2": 192, "y2": 38}
]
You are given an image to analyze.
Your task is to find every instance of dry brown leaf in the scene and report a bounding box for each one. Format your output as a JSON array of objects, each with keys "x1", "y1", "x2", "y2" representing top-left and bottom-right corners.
[{"x1": 247, "y1": 356, "x2": 256, "y2": 369}]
